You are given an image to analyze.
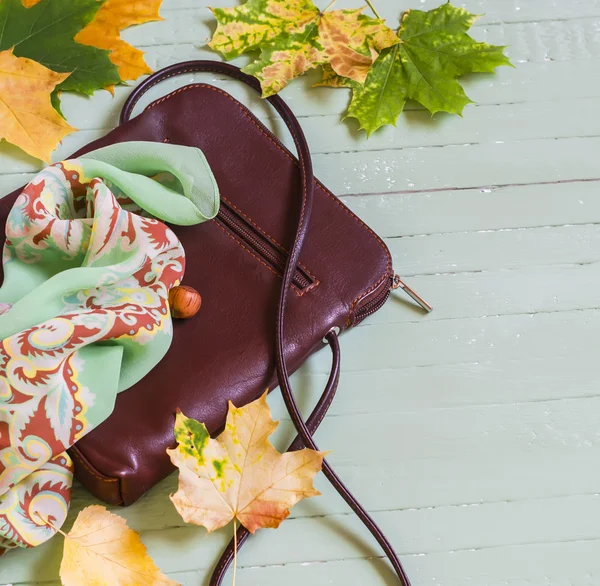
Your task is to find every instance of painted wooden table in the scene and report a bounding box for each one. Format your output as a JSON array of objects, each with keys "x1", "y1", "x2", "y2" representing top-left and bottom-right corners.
[{"x1": 2, "y1": 0, "x2": 600, "y2": 584}]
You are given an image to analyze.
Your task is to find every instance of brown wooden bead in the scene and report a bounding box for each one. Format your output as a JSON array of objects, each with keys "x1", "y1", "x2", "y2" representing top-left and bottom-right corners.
[{"x1": 169, "y1": 285, "x2": 201, "y2": 319}]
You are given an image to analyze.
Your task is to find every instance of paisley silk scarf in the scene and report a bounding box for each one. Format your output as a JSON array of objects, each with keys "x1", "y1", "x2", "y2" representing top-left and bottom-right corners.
[{"x1": 0, "y1": 142, "x2": 219, "y2": 552}]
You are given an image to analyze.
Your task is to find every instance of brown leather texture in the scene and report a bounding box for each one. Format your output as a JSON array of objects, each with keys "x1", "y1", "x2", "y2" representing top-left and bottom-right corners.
[{"x1": 0, "y1": 83, "x2": 392, "y2": 505}]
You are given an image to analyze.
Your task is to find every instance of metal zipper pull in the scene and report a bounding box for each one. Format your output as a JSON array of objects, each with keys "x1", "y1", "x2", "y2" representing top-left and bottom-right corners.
[{"x1": 392, "y1": 274, "x2": 433, "y2": 313}]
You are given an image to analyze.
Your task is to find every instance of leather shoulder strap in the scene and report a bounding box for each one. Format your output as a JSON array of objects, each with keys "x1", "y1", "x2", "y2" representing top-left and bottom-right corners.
[{"x1": 121, "y1": 61, "x2": 411, "y2": 586}]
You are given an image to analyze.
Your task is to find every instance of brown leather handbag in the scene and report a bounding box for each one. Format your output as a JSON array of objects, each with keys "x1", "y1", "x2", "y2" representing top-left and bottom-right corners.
[{"x1": 1, "y1": 61, "x2": 430, "y2": 585}]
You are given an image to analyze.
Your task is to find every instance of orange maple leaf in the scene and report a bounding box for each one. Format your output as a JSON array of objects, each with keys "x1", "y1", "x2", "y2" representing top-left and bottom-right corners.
[
  {"x1": 0, "y1": 49, "x2": 75, "y2": 162},
  {"x1": 75, "y1": 0, "x2": 164, "y2": 86}
]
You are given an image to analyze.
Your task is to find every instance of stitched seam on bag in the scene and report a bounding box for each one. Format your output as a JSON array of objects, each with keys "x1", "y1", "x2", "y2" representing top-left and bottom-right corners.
[
  {"x1": 214, "y1": 221, "x2": 310, "y2": 297},
  {"x1": 214, "y1": 535, "x2": 233, "y2": 581},
  {"x1": 315, "y1": 393, "x2": 334, "y2": 430},
  {"x1": 143, "y1": 81, "x2": 392, "y2": 321},
  {"x1": 126, "y1": 67, "x2": 254, "y2": 120},
  {"x1": 214, "y1": 539, "x2": 233, "y2": 582},
  {"x1": 220, "y1": 195, "x2": 319, "y2": 286},
  {"x1": 70, "y1": 447, "x2": 118, "y2": 484}
]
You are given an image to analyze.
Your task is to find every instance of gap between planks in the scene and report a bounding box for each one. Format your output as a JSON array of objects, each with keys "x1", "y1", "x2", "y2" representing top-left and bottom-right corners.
[{"x1": 10, "y1": 538, "x2": 600, "y2": 586}]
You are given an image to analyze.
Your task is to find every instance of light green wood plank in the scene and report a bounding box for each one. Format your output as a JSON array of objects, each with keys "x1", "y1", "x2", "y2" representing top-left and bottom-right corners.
[
  {"x1": 9, "y1": 540, "x2": 600, "y2": 586},
  {"x1": 3, "y1": 492, "x2": 600, "y2": 583},
  {"x1": 341, "y1": 181, "x2": 600, "y2": 237},
  {"x1": 213, "y1": 542, "x2": 600, "y2": 586},
  {"x1": 3, "y1": 133, "x2": 600, "y2": 198},
  {"x1": 291, "y1": 354, "x2": 600, "y2": 413},
  {"x1": 294, "y1": 97, "x2": 600, "y2": 155},
  {"x1": 309, "y1": 309, "x2": 600, "y2": 372},
  {"x1": 388, "y1": 224, "x2": 600, "y2": 276},
  {"x1": 314, "y1": 137, "x2": 600, "y2": 195},
  {"x1": 367, "y1": 264, "x2": 600, "y2": 322}
]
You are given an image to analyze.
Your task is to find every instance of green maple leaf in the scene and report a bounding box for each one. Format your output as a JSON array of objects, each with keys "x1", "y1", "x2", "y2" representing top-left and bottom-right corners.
[
  {"x1": 321, "y1": 2, "x2": 512, "y2": 136},
  {"x1": 209, "y1": 0, "x2": 398, "y2": 97},
  {"x1": 0, "y1": 0, "x2": 121, "y2": 102}
]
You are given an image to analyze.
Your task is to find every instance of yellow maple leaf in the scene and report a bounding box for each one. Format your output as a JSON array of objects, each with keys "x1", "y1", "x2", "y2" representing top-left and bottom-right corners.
[
  {"x1": 319, "y1": 9, "x2": 398, "y2": 84},
  {"x1": 210, "y1": 1, "x2": 398, "y2": 96},
  {"x1": 313, "y1": 64, "x2": 354, "y2": 88},
  {"x1": 0, "y1": 49, "x2": 75, "y2": 162},
  {"x1": 20, "y1": 0, "x2": 42, "y2": 6},
  {"x1": 75, "y1": 0, "x2": 164, "y2": 84},
  {"x1": 168, "y1": 393, "x2": 326, "y2": 533},
  {"x1": 59, "y1": 505, "x2": 179, "y2": 586}
]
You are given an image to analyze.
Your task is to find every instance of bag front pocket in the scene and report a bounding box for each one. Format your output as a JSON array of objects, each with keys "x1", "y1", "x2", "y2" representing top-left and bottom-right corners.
[{"x1": 215, "y1": 198, "x2": 317, "y2": 294}]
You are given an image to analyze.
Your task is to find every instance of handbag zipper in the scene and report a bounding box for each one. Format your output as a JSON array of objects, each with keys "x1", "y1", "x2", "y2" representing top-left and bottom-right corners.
[
  {"x1": 353, "y1": 284, "x2": 392, "y2": 324},
  {"x1": 353, "y1": 273, "x2": 432, "y2": 325},
  {"x1": 216, "y1": 202, "x2": 432, "y2": 316},
  {"x1": 392, "y1": 274, "x2": 432, "y2": 313},
  {"x1": 216, "y1": 202, "x2": 314, "y2": 290}
]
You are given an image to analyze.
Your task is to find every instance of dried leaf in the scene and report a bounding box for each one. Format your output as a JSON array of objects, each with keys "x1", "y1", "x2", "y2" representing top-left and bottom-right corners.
[
  {"x1": 0, "y1": 49, "x2": 75, "y2": 162},
  {"x1": 75, "y1": 0, "x2": 164, "y2": 84},
  {"x1": 209, "y1": 0, "x2": 397, "y2": 96},
  {"x1": 332, "y1": 3, "x2": 512, "y2": 135},
  {"x1": 59, "y1": 505, "x2": 179, "y2": 586},
  {"x1": 168, "y1": 393, "x2": 326, "y2": 533}
]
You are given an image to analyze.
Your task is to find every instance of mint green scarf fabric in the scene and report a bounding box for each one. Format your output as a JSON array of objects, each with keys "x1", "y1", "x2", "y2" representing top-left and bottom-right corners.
[{"x1": 0, "y1": 142, "x2": 219, "y2": 552}]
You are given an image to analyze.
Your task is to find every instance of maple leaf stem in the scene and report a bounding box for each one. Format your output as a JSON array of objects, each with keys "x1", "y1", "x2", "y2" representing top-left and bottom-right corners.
[
  {"x1": 322, "y1": 0, "x2": 337, "y2": 13},
  {"x1": 365, "y1": 0, "x2": 381, "y2": 19},
  {"x1": 35, "y1": 511, "x2": 68, "y2": 538},
  {"x1": 232, "y1": 518, "x2": 238, "y2": 586}
]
